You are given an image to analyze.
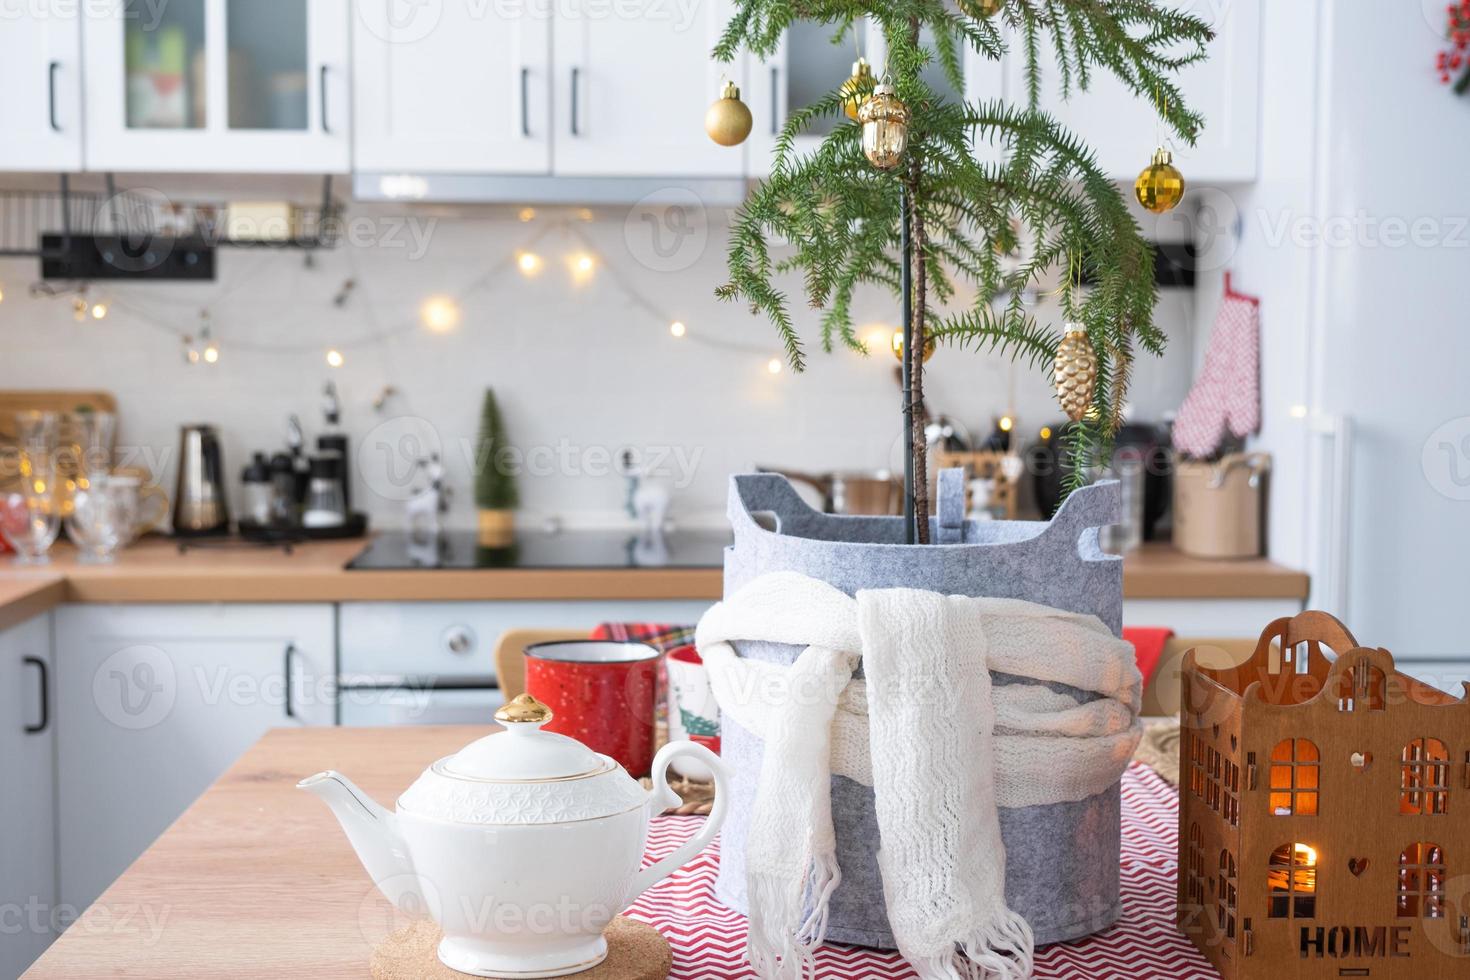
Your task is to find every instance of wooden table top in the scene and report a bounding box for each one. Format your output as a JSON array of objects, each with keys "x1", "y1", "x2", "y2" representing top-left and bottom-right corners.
[{"x1": 24, "y1": 726, "x2": 488, "y2": 980}]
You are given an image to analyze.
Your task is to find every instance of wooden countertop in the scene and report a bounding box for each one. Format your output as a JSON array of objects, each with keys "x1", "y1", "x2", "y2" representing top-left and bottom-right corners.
[
  {"x1": 0, "y1": 537, "x2": 1307, "y2": 625},
  {"x1": 23, "y1": 726, "x2": 487, "y2": 979}
]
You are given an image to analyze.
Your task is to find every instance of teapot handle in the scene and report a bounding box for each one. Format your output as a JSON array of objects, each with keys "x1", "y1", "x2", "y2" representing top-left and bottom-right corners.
[{"x1": 625, "y1": 741, "x2": 728, "y2": 905}]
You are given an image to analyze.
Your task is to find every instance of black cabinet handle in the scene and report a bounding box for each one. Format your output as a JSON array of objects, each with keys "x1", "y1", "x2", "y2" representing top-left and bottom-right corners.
[
  {"x1": 520, "y1": 67, "x2": 530, "y2": 137},
  {"x1": 770, "y1": 66, "x2": 779, "y2": 135},
  {"x1": 24, "y1": 657, "x2": 48, "y2": 734},
  {"x1": 570, "y1": 67, "x2": 580, "y2": 136},
  {"x1": 283, "y1": 643, "x2": 299, "y2": 720},
  {"x1": 48, "y1": 61, "x2": 61, "y2": 132},
  {"x1": 319, "y1": 65, "x2": 332, "y2": 135}
]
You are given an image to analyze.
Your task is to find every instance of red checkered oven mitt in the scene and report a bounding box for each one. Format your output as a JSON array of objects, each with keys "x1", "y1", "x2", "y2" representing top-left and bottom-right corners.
[{"x1": 1172, "y1": 284, "x2": 1261, "y2": 459}]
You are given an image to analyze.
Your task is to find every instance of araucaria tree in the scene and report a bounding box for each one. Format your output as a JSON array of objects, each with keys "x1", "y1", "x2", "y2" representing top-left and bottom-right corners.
[{"x1": 714, "y1": 0, "x2": 1212, "y2": 542}]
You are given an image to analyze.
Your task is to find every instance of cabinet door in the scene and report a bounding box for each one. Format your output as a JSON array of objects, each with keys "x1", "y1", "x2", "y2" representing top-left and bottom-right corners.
[
  {"x1": 1009, "y1": 0, "x2": 1260, "y2": 182},
  {"x1": 745, "y1": 20, "x2": 1006, "y2": 178},
  {"x1": 56, "y1": 604, "x2": 334, "y2": 914},
  {"x1": 0, "y1": 3, "x2": 83, "y2": 171},
  {"x1": 352, "y1": 0, "x2": 550, "y2": 175},
  {"x1": 0, "y1": 614, "x2": 56, "y2": 979},
  {"x1": 82, "y1": 0, "x2": 350, "y2": 173},
  {"x1": 551, "y1": 0, "x2": 745, "y2": 177}
]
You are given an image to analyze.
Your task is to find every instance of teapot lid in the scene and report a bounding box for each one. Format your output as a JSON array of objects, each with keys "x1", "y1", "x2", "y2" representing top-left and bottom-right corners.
[
  {"x1": 397, "y1": 694, "x2": 648, "y2": 825},
  {"x1": 442, "y1": 694, "x2": 606, "y2": 781}
]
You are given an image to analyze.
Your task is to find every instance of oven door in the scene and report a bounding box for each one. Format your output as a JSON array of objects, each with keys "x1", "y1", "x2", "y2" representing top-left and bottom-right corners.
[{"x1": 338, "y1": 677, "x2": 503, "y2": 726}]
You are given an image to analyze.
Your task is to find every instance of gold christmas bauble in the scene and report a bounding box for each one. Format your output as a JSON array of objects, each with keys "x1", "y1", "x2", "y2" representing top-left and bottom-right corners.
[
  {"x1": 858, "y1": 82, "x2": 910, "y2": 170},
  {"x1": 705, "y1": 81, "x2": 752, "y2": 147},
  {"x1": 1135, "y1": 147, "x2": 1185, "y2": 213},
  {"x1": 891, "y1": 328, "x2": 936, "y2": 363},
  {"x1": 840, "y1": 58, "x2": 873, "y2": 121},
  {"x1": 1053, "y1": 325, "x2": 1097, "y2": 422},
  {"x1": 961, "y1": 0, "x2": 1004, "y2": 17}
]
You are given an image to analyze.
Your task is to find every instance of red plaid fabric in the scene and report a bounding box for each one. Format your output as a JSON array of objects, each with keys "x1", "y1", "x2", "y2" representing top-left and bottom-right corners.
[
  {"x1": 1172, "y1": 279, "x2": 1261, "y2": 459},
  {"x1": 591, "y1": 621, "x2": 695, "y2": 653}
]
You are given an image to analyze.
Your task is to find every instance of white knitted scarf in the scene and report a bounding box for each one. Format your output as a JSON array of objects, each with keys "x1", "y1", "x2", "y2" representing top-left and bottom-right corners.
[{"x1": 697, "y1": 572, "x2": 1142, "y2": 980}]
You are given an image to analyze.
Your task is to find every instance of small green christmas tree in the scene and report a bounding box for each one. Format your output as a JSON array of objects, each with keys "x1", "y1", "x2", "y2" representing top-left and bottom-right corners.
[
  {"x1": 474, "y1": 389, "x2": 518, "y2": 511},
  {"x1": 714, "y1": 0, "x2": 1213, "y2": 542}
]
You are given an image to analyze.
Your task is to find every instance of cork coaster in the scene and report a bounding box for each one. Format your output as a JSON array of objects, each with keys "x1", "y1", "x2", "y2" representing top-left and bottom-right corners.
[{"x1": 370, "y1": 917, "x2": 671, "y2": 980}]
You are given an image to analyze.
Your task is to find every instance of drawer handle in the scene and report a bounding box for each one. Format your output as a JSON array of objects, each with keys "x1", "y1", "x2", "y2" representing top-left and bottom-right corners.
[
  {"x1": 48, "y1": 61, "x2": 61, "y2": 132},
  {"x1": 24, "y1": 656, "x2": 48, "y2": 734},
  {"x1": 284, "y1": 643, "x2": 299, "y2": 720}
]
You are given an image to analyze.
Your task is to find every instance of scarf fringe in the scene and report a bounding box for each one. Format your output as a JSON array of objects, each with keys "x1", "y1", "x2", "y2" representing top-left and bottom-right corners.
[
  {"x1": 747, "y1": 851, "x2": 843, "y2": 980},
  {"x1": 908, "y1": 910, "x2": 1037, "y2": 980}
]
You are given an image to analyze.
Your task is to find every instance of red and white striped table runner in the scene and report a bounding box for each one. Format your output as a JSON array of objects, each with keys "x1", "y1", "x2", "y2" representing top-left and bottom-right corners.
[{"x1": 626, "y1": 763, "x2": 1216, "y2": 980}]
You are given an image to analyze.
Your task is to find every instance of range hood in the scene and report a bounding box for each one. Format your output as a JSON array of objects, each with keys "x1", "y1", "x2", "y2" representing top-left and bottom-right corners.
[{"x1": 352, "y1": 173, "x2": 750, "y2": 207}]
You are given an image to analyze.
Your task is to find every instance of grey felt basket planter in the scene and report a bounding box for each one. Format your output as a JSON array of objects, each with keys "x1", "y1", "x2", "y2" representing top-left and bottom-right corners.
[{"x1": 715, "y1": 471, "x2": 1125, "y2": 949}]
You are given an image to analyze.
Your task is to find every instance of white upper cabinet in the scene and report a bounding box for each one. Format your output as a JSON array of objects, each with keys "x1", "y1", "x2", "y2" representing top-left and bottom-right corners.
[
  {"x1": 0, "y1": 1, "x2": 83, "y2": 171},
  {"x1": 352, "y1": 0, "x2": 550, "y2": 175},
  {"x1": 1010, "y1": 0, "x2": 1261, "y2": 183},
  {"x1": 82, "y1": 0, "x2": 350, "y2": 173},
  {"x1": 551, "y1": 0, "x2": 744, "y2": 177}
]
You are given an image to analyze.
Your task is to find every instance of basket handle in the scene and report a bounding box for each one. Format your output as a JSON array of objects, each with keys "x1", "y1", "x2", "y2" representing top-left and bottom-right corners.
[
  {"x1": 936, "y1": 468, "x2": 966, "y2": 544},
  {"x1": 1044, "y1": 480, "x2": 1122, "y2": 558},
  {"x1": 728, "y1": 473, "x2": 825, "y2": 537}
]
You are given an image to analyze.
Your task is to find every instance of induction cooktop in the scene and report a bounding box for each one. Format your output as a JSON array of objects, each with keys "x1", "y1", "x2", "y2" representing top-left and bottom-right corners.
[{"x1": 345, "y1": 529, "x2": 730, "y2": 570}]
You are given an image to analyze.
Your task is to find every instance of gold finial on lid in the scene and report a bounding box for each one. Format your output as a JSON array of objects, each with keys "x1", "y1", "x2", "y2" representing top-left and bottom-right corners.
[{"x1": 494, "y1": 693, "x2": 553, "y2": 725}]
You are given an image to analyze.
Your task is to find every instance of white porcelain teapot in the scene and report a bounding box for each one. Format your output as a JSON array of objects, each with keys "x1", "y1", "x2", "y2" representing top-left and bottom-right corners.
[{"x1": 299, "y1": 693, "x2": 727, "y2": 978}]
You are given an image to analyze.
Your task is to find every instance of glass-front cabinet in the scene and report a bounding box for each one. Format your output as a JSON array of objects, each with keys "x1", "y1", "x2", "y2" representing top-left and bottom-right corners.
[
  {"x1": 83, "y1": 0, "x2": 349, "y2": 172},
  {"x1": 744, "y1": 19, "x2": 1005, "y2": 177}
]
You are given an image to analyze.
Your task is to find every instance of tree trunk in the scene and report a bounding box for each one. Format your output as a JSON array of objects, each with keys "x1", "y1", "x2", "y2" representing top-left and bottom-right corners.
[{"x1": 907, "y1": 170, "x2": 930, "y2": 544}]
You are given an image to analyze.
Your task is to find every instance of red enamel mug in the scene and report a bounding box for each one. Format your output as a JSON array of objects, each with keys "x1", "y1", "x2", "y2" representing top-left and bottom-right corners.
[{"x1": 523, "y1": 640, "x2": 660, "y2": 777}]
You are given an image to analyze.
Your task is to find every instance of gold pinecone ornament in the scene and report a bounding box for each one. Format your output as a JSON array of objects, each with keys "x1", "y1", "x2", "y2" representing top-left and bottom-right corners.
[
  {"x1": 1053, "y1": 325, "x2": 1098, "y2": 422},
  {"x1": 858, "y1": 81, "x2": 909, "y2": 170},
  {"x1": 705, "y1": 80, "x2": 752, "y2": 147},
  {"x1": 840, "y1": 58, "x2": 873, "y2": 121},
  {"x1": 1134, "y1": 147, "x2": 1185, "y2": 213}
]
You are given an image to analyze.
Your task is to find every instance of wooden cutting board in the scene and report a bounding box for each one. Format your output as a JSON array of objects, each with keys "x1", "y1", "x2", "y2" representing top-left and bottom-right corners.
[{"x1": 0, "y1": 389, "x2": 119, "y2": 492}]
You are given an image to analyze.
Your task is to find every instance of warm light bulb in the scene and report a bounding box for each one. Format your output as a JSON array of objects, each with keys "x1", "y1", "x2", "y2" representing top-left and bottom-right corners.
[
  {"x1": 186, "y1": 346, "x2": 201, "y2": 365},
  {"x1": 1039, "y1": 426, "x2": 1053, "y2": 441},
  {"x1": 1296, "y1": 844, "x2": 1318, "y2": 864},
  {"x1": 421, "y1": 295, "x2": 462, "y2": 333},
  {"x1": 90, "y1": 302, "x2": 108, "y2": 320},
  {"x1": 203, "y1": 344, "x2": 219, "y2": 364},
  {"x1": 669, "y1": 321, "x2": 686, "y2": 338},
  {"x1": 517, "y1": 252, "x2": 543, "y2": 276},
  {"x1": 998, "y1": 416, "x2": 1014, "y2": 433},
  {"x1": 577, "y1": 207, "x2": 595, "y2": 222},
  {"x1": 0, "y1": 284, "x2": 6, "y2": 303},
  {"x1": 326, "y1": 348, "x2": 344, "y2": 368},
  {"x1": 518, "y1": 207, "x2": 536, "y2": 223},
  {"x1": 766, "y1": 357, "x2": 783, "y2": 375},
  {"x1": 567, "y1": 253, "x2": 596, "y2": 284}
]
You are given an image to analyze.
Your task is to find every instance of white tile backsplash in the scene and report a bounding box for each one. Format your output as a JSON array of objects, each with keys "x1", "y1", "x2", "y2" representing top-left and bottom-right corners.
[{"x1": 0, "y1": 206, "x2": 1196, "y2": 529}]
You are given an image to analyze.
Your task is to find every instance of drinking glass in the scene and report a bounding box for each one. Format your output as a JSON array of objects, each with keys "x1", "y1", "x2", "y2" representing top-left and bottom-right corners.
[
  {"x1": 68, "y1": 410, "x2": 117, "y2": 493},
  {"x1": 0, "y1": 461, "x2": 62, "y2": 565},
  {"x1": 67, "y1": 477, "x2": 137, "y2": 564}
]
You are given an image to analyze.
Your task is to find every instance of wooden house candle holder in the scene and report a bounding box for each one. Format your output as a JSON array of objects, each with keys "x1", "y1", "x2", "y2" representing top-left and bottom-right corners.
[{"x1": 1177, "y1": 611, "x2": 1470, "y2": 978}]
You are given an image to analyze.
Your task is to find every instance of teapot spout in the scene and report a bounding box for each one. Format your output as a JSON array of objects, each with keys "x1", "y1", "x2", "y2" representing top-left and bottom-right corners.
[{"x1": 298, "y1": 770, "x2": 423, "y2": 913}]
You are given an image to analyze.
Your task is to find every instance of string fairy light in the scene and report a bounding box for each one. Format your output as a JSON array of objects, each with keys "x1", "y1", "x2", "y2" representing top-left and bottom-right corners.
[{"x1": 96, "y1": 216, "x2": 785, "y2": 374}]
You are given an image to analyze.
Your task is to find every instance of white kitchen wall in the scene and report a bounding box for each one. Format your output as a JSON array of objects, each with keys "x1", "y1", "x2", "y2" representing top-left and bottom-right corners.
[
  {"x1": 1220, "y1": 0, "x2": 1470, "y2": 664},
  {"x1": 0, "y1": 196, "x2": 1197, "y2": 529}
]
